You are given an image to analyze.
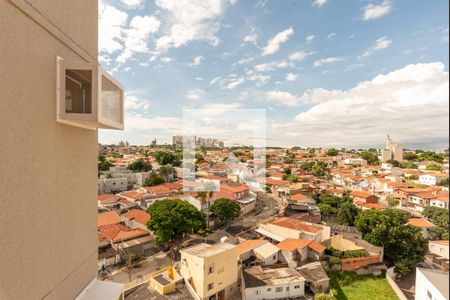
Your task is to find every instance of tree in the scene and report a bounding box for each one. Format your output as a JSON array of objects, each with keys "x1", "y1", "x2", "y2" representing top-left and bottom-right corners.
[
  {"x1": 422, "y1": 206, "x2": 449, "y2": 229},
  {"x1": 153, "y1": 151, "x2": 181, "y2": 166},
  {"x1": 147, "y1": 200, "x2": 204, "y2": 245},
  {"x1": 360, "y1": 151, "x2": 380, "y2": 165},
  {"x1": 404, "y1": 152, "x2": 418, "y2": 161},
  {"x1": 388, "y1": 198, "x2": 399, "y2": 208},
  {"x1": 127, "y1": 159, "x2": 152, "y2": 172},
  {"x1": 418, "y1": 151, "x2": 444, "y2": 163},
  {"x1": 195, "y1": 153, "x2": 205, "y2": 164},
  {"x1": 318, "y1": 203, "x2": 336, "y2": 215},
  {"x1": 426, "y1": 164, "x2": 442, "y2": 171},
  {"x1": 98, "y1": 155, "x2": 113, "y2": 171},
  {"x1": 158, "y1": 165, "x2": 174, "y2": 182},
  {"x1": 437, "y1": 177, "x2": 449, "y2": 187},
  {"x1": 354, "y1": 209, "x2": 427, "y2": 276},
  {"x1": 319, "y1": 194, "x2": 341, "y2": 207},
  {"x1": 399, "y1": 161, "x2": 417, "y2": 169},
  {"x1": 336, "y1": 202, "x2": 358, "y2": 226},
  {"x1": 314, "y1": 289, "x2": 337, "y2": 300},
  {"x1": 210, "y1": 198, "x2": 241, "y2": 225},
  {"x1": 387, "y1": 159, "x2": 400, "y2": 167},
  {"x1": 326, "y1": 148, "x2": 339, "y2": 156},
  {"x1": 144, "y1": 171, "x2": 166, "y2": 186}
]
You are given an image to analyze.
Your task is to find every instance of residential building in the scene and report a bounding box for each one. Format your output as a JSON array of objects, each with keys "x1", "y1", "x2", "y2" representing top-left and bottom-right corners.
[
  {"x1": 0, "y1": 0, "x2": 124, "y2": 298},
  {"x1": 429, "y1": 240, "x2": 449, "y2": 260},
  {"x1": 241, "y1": 266, "x2": 306, "y2": 300},
  {"x1": 408, "y1": 218, "x2": 435, "y2": 239},
  {"x1": 257, "y1": 217, "x2": 331, "y2": 242},
  {"x1": 236, "y1": 240, "x2": 280, "y2": 266},
  {"x1": 297, "y1": 262, "x2": 330, "y2": 294},
  {"x1": 276, "y1": 239, "x2": 325, "y2": 265},
  {"x1": 420, "y1": 173, "x2": 448, "y2": 186},
  {"x1": 381, "y1": 135, "x2": 404, "y2": 163},
  {"x1": 415, "y1": 268, "x2": 449, "y2": 300},
  {"x1": 121, "y1": 209, "x2": 151, "y2": 231},
  {"x1": 180, "y1": 243, "x2": 239, "y2": 300},
  {"x1": 350, "y1": 191, "x2": 379, "y2": 206},
  {"x1": 98, "y1": 177, "x2": 128, "y2": 194}
]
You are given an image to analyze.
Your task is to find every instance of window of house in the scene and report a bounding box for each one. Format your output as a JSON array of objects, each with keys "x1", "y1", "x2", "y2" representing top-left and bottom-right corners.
[
  {"x1": 294, "y1": 285, "x2": 300, "y2": 289},
  {"x1": 276, "y1": 287, "x2": 283, "y2": 292},
  {"x1": 286, "y1": 287, "x2": 289, "y2": 291},
  {"x1": 208, "y1": 265, "x2": 215, "y2": 274},
  {"x1": 207, "y1": 283, "x2": 214, "y2": 291},
  {"x1": 267, "y1": 288, "x2": 271, "y2": 292},
  {"x1": 273, "y1": 255, "x2": 277, "y2": 260},
  {"x1": 255, "y1": 290, "x2": 260, "y2": 295}
]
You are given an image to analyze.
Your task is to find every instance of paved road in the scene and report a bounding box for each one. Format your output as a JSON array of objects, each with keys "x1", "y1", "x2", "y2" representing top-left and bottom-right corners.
[{"x1": 107, "y1": 251, "x2": 171, "y2": 284}]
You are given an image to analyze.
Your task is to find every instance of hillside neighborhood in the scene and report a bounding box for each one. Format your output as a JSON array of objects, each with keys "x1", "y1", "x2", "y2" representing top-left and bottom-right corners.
[{"x1": 96, "y1": 136, "x2": 449, "y2": 300}]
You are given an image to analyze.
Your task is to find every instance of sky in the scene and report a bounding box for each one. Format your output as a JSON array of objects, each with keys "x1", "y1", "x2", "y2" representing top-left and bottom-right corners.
[{"x1": 98, "y1": 0, "x2": 449, "y2": 149}]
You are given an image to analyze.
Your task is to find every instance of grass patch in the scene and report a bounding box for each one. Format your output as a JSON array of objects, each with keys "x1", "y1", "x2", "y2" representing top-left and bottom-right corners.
[{"x1": 328, "y1": 271, "x2": 399, "y2": 300}]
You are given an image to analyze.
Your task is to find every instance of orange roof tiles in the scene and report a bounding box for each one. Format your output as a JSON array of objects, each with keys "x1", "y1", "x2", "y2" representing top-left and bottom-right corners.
[
  {"x1": 308, "y1": 240, "x2": 326, "y2": 253},
  {"x1": 236, "y1": 240, "x2": 266, "y2": 255},
  {"x1": 221, "y1": 184, "x2": 249, "y2": 193},
  {"x1": 271, "y1": 217, "x2": 322, "y2": 233},
  {"x1": 363, "y1": 203, "x2": 386, "y2": 210},
  {"x1": 98, "y1": 194, "x2": 120, "y2": 202},
  {"x1": 122, "y1": 209, "x2": 151, "y2": 225},
  {"x1": 265, "y1": 179, "x2": 290, "y2": 186},
  {"x1": 144, "y1": 185, "x2": 173, "y2": 195},
  {"x1": 276, "y1": 239, "x2": 311, "y2": 251},
  {"x1": 407, "y1": 218, "x2": 434, "y2": 228},
  {"x1": 431, "y1": 240, "x2": 449, "y2": 246},
  {"x1": 98, "y1": 223, "x2": 148, "y2": 242},
  {"x1": 97, "y1": 211, "x2": 121, "y2": 227},
  {"x1": 351, "y1": 191, "x2": 377, "y2": 199},
  {"x1": 290, "y1": 193, "x2": 310, "y2": 202}
]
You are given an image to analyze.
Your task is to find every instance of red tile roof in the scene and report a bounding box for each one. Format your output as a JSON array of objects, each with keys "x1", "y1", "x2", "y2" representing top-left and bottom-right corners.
[
  {"x1": 122, "y1": 209, "x2": 151, "y2": 225},
  {"x1": 97, "y1": 211, "x2": 121, "y2": 227},
  {"x1": 271, "y1": 217, "x2": 322, "y2": 233},
  {"x1": 276, "y1": 239, "x2": 311, "y2": 251},
  {"x1": 98, "y1": 224, "x2": 148, "y2": 242},
  {"x1": 407, "y1": 218, "x2": 434, "y2": 228},
  {"x1": 351, "y1": 191, "x2": 377, "y2": 199},
  {"x1": 221, "y1": 184, "x2": 249, "y2": 193},
  {"x1": 290, "y1": 193, "x2": 311, "y2": 202},
  {"x1": 236, "y1": 240, "x2": 266, "y2": 255}
]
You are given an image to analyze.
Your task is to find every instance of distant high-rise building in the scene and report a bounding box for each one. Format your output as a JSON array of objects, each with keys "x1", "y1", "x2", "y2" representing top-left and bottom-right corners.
[
  {"x1": 381, "y1": 135, "x2": 404, "y2": 163},
  {"x1": 151, "y1": 139, "x2": 157, "y2": 147}
]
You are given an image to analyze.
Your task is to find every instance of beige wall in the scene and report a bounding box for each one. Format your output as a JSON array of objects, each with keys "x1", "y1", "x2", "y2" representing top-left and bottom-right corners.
[
  {"x1": 181, "y1": 247, "x2": 238, "y2": 300},
  {"x1": 0, "y1": 1, "x2": 98, "y2": 299}
]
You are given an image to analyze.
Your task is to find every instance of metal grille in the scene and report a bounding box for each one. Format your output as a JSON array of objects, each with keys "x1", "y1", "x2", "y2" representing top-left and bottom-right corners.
[{"x1": 65, "y1": 69, "x2": 92, "y2": 113}]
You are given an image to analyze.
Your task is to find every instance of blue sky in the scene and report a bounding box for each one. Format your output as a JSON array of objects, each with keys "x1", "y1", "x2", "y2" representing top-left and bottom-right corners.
[{"x1": 98, "y1": 0, "x2": 449, "y2": 149}]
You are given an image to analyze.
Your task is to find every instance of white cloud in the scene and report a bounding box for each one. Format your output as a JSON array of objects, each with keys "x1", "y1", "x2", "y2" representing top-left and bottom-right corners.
[
  {"x1": 345, "y1": 64, "x2": 364, "y2": 72},
  {"x1": 226, "y1": 78, "x2": 246, "y2": 89},
  {"x1": 286, "y1": 73, "x2": 298, "y2": 81},
  {"x1": 191, "y1": 56, "x2": 205, "y2": 66},
  {"x1": 262, "y1": 27, "x2": 295, "y2": 56},
  {"x1": 235, "y1": 57, "x2": 254, "y2": 65},
  {"x1": 272, "y1": 62, "x2": 449, "y2": 147},
  {"x1": 360, "y1": 36, "x2": 392, "y2": 58},
  {"x1": 186, "y1": 89, "x2": 205, "y2": 101},
  {"x1": 254, "y1": 60, "x2": 293, "y2": 72},
  {"x1": 155, "y1": 0, "x2": 236, "y2": 51},
  {"x1": 124, "y1": 95, "x2": 150, "y2": 110},
  {"x1": 362, "y1": 0, "x2": 392, "y2": 20},
  {"x1": 197, "y1": 102, "x2": 243, "y2": 111},
  {"x1": 327, "y1": 32, "x2": 337, "y2": 41},
  {"x1": 116, "y1": 15, "x2": 161, "y2": 63},
  {"x1": 313, "y1": 0, "x2": 327, "y2": 7},
  {"x1": 126, "y1": 114, "x2": 182, "y2": 131},
  {"x1": 313, "y1": 57, "x2": 345, "y2": 67},
  {"x1": 306, "y1": 34, "x2": 315, "y2": 44},
  {"x1": 289, "y1": 51, "x2": 313, "y2": 62},
  {"x1": 121, "y1": 0, "x2": 143, "y2": 8},
  {"x1": 99, "y1": 3, "x2": 128, "y2": 54},
  {"x1": 161, "y1": 57, "x2": 173, "y2": 63},
  {"x1": 266, "y1": 90, "x2": 302, "y2": 107}
]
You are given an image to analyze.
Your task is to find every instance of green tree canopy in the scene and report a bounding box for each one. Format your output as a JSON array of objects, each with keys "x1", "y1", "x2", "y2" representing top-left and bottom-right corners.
[
  {"x1": 326, "y1": 148, "x2": 339, "y2": 156},
  {"x1": 360, "y1": 151, "x2": 380, "y2": 165},
  {"x1": 336, "y1": 201, "x2": 358, "y2": 226},
  {"x1": 426, "y1": 164, "x2": 443, "y2": 171},
  {"x1": 147, "y1": 200, "x2": 204, "y2": 245},
  {"x1": 210, "y1": 198, "x2": 241, "y2": 224},
  {"x1": 354, "y1": 209, "x2": 427, "y2": 276},
  {"x1": 153, "y1": 151, "x2": 181, "y2": 166},
  {"x1": 127, "y1": 159, "x2": 152, "y2": 173},
  {"x1": 403, "y1": 152, "x2": 418, "y2": 161},
  {"x1": 386, "y1": 159, "x2": 400, "y2": 167},
  {"x1": 145, "y1": 171, "x2": 166, "y2": 186},
  {"x1": 422, "y1": 206, "x2": 449, "y2": 229},
  {"x1": 387, "y1": 198, "x2": 399, "y2": 208},
  {"x1": 318, "y1": 203, "x2": 336, "y2": 215},
  {"x1": 418, "y1": 151, "x2": 444, "y2": 163},
  {"x1": 437, "y1": 177, "x2": 449, "y2": 187},
  {"x1": 98, "y1": 155, "x2": 113, "y2": 172}
]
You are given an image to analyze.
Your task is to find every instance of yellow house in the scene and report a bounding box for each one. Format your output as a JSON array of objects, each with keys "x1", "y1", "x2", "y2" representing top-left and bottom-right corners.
[
  {"x1": 180, "y1": 243, "x2": 238, "y2": 300},
  {"x1": 149, "y1": 266, "x2": 181, "y2": 295}
]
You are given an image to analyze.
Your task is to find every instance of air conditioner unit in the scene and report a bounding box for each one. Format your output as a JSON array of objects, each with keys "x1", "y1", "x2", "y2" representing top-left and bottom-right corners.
[{"x1": 56, "y1": 56, "x2": 124, "y2": 130}]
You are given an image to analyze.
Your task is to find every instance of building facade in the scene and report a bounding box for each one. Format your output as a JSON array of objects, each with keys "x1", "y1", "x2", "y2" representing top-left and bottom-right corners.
[{"x1": 0, "y1": 1, "x2": 123, "y2": 299}]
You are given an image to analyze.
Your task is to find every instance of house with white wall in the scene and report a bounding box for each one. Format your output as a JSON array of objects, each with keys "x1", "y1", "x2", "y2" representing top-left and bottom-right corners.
[
  {"x1": 415, "y1": 267, "x2": 449, "y2": 300},
  {"x1": 241, "y1": 266, "x2": 305, "y2": 300}
]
